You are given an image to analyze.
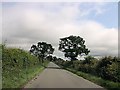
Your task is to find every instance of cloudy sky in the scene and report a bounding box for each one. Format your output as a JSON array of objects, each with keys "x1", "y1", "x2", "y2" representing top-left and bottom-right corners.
[{"x1": 2, "y1": 1, "x2": 118, "y2": 59}]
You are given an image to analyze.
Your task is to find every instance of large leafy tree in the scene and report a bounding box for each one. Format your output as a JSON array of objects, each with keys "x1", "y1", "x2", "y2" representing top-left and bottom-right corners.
[
  {"x1": 59, "y1": 35, "x2": 90, "y2": 61},
  {"x1": 30, "y1": 42, "x2": 54, "y2": 63}
]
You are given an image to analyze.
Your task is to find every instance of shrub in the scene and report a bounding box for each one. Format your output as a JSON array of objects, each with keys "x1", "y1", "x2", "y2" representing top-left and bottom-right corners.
[
  {"x1": 95, "y1": 56, "x2": 119, "y2": 82},
  {"x1": 60, "y1": 55, "x2": 119, "y2": 83}
]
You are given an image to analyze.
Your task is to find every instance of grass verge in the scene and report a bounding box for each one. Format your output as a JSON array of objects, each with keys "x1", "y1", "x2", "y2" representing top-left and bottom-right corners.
[
  {"x1": 65, "y1": 68, "x2": 120, "y2": 90},
  {"x1": 3, "y1": 61, "x2": 50, "y2": 88}
]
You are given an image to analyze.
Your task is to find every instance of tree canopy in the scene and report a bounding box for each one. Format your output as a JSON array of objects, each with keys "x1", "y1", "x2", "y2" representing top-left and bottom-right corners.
[
  {"x1": 30, "y1": 42, "x2": 54, "y2": 63},
  {"x1": 59, "y1": 35, "x2": 90, "y2": 61}
]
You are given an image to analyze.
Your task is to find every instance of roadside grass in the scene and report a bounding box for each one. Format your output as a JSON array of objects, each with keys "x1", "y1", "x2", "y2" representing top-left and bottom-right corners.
[
  {"x1": 3, "y1": 61, "x2": 49, "y2": 88},
  {"x1": 66, "y1": 68, "x2": 120, "y2": 90},
  {"x1": 2, "y1": 46, "x2": 50, "y2": 88}
]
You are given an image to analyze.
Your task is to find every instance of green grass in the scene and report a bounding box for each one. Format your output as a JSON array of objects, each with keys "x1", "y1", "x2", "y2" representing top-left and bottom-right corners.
[
  {"x1": 3, "y1": 61, "x2": 49, "y2": 88},
  {"x1": 66, "y1": 68, "x2": 120, "y2": 90},
  {"x1": 2, "y1": 46, "x2": 50, "y2": 88}
]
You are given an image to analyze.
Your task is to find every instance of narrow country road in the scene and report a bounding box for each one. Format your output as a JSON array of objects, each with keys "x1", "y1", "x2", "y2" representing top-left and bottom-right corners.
[{"x1": 24, "y1": 62, "x2": 104, "y2": 88}]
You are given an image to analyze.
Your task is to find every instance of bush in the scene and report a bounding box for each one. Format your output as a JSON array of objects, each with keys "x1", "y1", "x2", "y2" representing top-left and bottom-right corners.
[
  {"x1": 59, "y1": 55, "x2": 119, "y2": 83},
  {"x1": 95, "y1": 56, "x2": 119, "y2": 82},
  {"x1": 2, "y1": 45, "x2": 44, "y2": 88}
]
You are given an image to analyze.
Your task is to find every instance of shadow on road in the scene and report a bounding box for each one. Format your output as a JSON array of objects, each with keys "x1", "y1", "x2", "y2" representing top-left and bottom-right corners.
[
  {"x1": 40, "y1": 62, "x2": 63, "y2": 69},
  {"x1": 45, "y1": 67, "x2": 62, "y2": 69}
]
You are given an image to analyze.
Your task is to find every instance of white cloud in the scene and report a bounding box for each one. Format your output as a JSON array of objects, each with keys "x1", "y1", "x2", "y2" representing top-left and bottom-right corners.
[
  {"x1": 2, "y1": 2, "x2": 118, "y2": 59},
  {"x1": 1, "y1": 0, "x2": 119, "y2": 2}
]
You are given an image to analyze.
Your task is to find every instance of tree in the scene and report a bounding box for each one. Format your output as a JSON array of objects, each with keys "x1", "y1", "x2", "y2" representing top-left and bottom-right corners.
[
  {"x1": 95, "y1": 56, "x2": 113, "y2": 79},
  {"x1": 58, "y1": 35, "x2": 90, "y2": 61},
  {"x1": 83, "y1": 56, "x2": 95, "y2": 64},
  {"x1": 46, "y1": 55, "x2": 53, "y2": 61},
  {"x1": 30, "y1": 42, "x2": 54, "y2": 63}
]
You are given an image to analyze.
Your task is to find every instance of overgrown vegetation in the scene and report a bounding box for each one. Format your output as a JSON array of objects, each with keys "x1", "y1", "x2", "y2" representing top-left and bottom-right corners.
[
  {"x1": 2, "y1": 45, "x2": 49, "y2": 88},
  {"x1": 0, "y1": 44, "x2": 2, "y2": 89},
  {"x1": 66, "y1": 68, "x2": 120, "y2": 90},
  {"x1": 54, "y1": 56, "x2": 120, "y2": 89},
  {"x1": 2, "y1": 35, "x2": 120, "y2": 89}
]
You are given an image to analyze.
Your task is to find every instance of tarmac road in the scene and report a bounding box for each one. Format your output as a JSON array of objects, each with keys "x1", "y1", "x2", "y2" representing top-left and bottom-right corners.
[{"x1": 24, "y1": 62, "x2": 104, "y2": 88}]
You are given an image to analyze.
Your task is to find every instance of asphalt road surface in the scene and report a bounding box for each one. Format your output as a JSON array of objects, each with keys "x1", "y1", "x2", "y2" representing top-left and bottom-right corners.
[{"x1": 24, "y1": 62, "x2": 104, "y2": 88}]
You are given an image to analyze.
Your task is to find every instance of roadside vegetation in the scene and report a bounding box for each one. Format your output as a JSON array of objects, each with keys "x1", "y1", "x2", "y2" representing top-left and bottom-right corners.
[
  {"x1": 53, "y1": 56, "x2": 120, "y2": 90},
  {"x1": 53, "y1": 35, "x2": 120, "y2": 90},
  {"x1": 0, "y1": 44, "x2": 2, "y2": 89},
  {"x1": 66, "y1": 67, "x2": 119, "y2": 90},
  {"x1": 2, "y1": 44, "x2": 50, "y2": 88},
  {"x1": 2, "y1": 35, "x2": 119, "y2": 89}
]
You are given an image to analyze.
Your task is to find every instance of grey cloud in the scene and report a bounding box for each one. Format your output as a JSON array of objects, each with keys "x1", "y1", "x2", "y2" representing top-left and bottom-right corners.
[{"x1": 2, "y1": 2, "x2": 118, "y2": 59}]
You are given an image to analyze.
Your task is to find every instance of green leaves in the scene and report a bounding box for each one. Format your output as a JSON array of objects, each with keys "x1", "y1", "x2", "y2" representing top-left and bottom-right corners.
[
  {"x1": 95, "y1": 56, "x2": 119, "y2": 82},
  {"x1": 30, "y1": 42, "x2": 54, "y2": 60},
  {"x1": 59, "y1": 35, "x2": 90, "y2": 61}
]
